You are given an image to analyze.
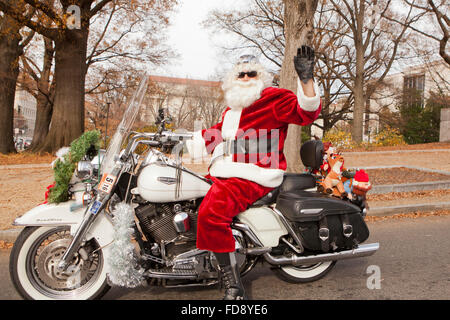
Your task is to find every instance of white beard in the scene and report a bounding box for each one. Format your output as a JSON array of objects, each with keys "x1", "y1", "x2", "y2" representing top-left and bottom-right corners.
[{"x1": 224, "y1": 78, "x2": 265, "y2": 110}]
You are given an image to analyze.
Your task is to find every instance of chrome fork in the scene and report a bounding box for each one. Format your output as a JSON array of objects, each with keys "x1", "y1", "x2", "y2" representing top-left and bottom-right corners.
[{"x1": 57, "y1": 196, "x2": 108, "y2": 271}]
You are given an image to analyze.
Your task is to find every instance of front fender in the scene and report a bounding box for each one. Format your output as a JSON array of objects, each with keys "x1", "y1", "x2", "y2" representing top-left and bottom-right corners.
[
  {"x1": 13, "y1": 201, "x2": 85, "y2": 227},
  {"x1": 13, "y1": 200, "x2": 115, "y2": 248}
]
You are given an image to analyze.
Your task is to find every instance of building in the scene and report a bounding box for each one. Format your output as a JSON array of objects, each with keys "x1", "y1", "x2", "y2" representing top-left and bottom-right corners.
[
  {"x1": 140, "y1": 76, "x2": 224, "y2": 131},
  {"x1": 13, "y1": 89, "x2": 37, "y2": 139},
  {"x1": 312, "y1": 60, "x2": 450, "y2": 142},
  {"x1": 367, "y1": 59, "x2": 450, "y2": 140}
]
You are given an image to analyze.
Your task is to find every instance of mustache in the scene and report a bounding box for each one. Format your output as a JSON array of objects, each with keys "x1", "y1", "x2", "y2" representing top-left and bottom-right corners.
[{"x1": 231, "y1": 79, "x2": 259, "y2": 87}]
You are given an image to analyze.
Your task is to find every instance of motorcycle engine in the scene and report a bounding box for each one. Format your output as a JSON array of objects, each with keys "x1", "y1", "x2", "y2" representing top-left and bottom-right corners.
[{"x1": 135, "y1": 202, "x2": 198, "y2": 258}]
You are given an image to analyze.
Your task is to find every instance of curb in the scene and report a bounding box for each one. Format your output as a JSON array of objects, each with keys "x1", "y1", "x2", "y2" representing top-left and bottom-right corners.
[
  {"x1": 368, "y1": 201, "x2": 450, "y2": 216},
  {"x1": 348, "y1": 165, "x2": 450, "y2": 194},
  {"x1": 0, "y1": 164, "x2": 50, "y2": 170},
  {"x1": 343, "y1": 149, "x2": 450, "y2": 155},
  {"x1": 353, "y1": 165, "x2": 450, "y2": 176},
  {"x1": 0, "y1": 229, "x2": 21, "y2": 243},
  {"x1": 2, "y1": 202, "x2": 450, "y2": 243},
  {"x1": 371, "y1": 180, "x2": 450, "y2": 194}
]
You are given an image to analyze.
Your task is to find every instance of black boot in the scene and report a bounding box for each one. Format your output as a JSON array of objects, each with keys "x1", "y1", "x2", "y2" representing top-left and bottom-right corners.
[{"x1": 214, "y1": 252, "x2": 247, "y2": 300}]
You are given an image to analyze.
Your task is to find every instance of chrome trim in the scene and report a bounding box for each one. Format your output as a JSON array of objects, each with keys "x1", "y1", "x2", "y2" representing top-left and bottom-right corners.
[
  {"x1": 263, "y1": 243, "x2": 380, "y2": 266},
  {"x1": 231, "y1": 222, "x2": 264, "y2": 247},
  {"x1": 300, "y1": 208, "x2": 323, "y2": 214},
  {"x1": 272, "y1": 207, "x2": 304, "y2": 253},
  {"x1": 281, "y1": 237, "x2": 302, "y2": 254},
  {"x1": 242, "y1": 247, "x2": 272, "y2": 255}
]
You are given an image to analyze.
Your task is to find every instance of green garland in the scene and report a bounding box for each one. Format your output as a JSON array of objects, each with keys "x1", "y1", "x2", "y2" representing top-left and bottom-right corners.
[{"x1": 48, "y1": 130, "x2": 101, "y2": 204}]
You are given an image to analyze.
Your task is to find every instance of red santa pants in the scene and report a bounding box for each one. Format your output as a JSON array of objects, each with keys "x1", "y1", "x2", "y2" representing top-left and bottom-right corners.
[{"x1": 196, "y1": 175, "x2": 273, "y2": 253}]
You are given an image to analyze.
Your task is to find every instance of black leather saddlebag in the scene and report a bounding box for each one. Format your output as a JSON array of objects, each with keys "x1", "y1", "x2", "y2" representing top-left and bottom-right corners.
[{"x1": 276, "y1": 191, "x2": 370, "y2": 252}]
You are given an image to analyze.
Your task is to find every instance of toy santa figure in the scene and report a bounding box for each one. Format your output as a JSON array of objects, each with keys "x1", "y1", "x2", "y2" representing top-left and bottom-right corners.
[
  {"x1": 186, "y1": 46, "x2": 321, "y2": 300},
  {"x1": 344, "y1": 169, "x2": 372, "y2": 200}
]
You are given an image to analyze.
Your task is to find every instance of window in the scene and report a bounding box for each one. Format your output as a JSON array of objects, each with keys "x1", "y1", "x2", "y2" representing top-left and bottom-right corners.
[{"x1": 403, "y1": 74, "x2": 425, "y2": 107}]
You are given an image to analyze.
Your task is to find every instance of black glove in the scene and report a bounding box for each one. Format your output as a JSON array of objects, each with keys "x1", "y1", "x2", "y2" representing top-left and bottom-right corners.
[{"x1": 294, "y1": 45, "x2": 315, "y2": 84}]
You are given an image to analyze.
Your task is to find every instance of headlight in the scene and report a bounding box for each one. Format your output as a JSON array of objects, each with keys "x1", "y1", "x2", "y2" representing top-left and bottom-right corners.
[{"x1": 76, "y1": 161, "x2": 93, "y2": 180}]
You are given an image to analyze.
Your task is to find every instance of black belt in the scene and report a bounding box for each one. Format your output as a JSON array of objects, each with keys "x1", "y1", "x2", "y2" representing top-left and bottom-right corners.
[{"x1": 224, "y1": 137, "x2": 277, "y2": 156}]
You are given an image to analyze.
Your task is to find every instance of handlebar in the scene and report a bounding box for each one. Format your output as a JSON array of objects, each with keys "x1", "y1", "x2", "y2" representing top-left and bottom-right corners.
[
  {"x1": 128, "y1": 131, "x2": 193, "y2": 141},
  {"x1": 122, "y1": 131, "x2": 193, "y2": 160}
]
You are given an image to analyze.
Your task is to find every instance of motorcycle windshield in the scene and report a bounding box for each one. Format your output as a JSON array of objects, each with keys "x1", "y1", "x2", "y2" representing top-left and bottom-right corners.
[{"x1": 100, "y1": 75, "x2": 149, "y2": 176}]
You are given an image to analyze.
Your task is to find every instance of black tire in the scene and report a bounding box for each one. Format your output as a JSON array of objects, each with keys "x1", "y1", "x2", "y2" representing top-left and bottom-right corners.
[
  {"x1": 273, "y1": 260, "x2": 336, "y2": 283},
  {"x1": 10, "y1": 226, "x2": 110, "y2": 300}
]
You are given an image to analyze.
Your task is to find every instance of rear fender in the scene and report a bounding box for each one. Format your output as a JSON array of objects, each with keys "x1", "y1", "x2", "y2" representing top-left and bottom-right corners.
[{"x1": 237, "y1": 206, "x2": 288, "y2": 247}]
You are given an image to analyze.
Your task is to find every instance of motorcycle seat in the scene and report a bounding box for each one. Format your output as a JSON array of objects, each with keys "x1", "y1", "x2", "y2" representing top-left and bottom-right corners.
[{"x1": 251, "y1": 173, "x2": 317, "y2": 207}]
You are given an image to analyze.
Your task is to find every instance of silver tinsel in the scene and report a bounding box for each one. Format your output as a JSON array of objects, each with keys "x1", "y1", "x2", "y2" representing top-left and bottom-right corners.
[{"x1": 107, "y1": 203, "x2": 145, "y2": 288}]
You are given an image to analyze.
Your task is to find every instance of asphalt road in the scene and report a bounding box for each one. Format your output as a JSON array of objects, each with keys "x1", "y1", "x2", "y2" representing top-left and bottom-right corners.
[{"x1": 1, "y1": 215, "x2": 449, "y2": 300}]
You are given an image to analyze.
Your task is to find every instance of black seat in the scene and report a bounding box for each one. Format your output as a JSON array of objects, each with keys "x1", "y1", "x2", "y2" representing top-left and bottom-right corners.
[
  {"x1": 250, "y1": 140, "x2": 324, "y2": 207},
  {"x1": 251, "y1": 173, "x2": 317, "y2": 207}
]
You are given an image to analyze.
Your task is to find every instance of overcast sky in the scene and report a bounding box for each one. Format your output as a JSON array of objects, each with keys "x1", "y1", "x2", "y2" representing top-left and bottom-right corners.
[
  {"x1": 151, "y1": 0, "x2": 440, "y2": 81},
  {"x1": 153, "y1": 0, "x2": 248, "y2": 80}
]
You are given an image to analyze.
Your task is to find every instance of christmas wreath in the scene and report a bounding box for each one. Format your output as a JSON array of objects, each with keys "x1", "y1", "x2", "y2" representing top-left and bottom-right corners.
[{"x1": 47, "y1": 130, "x2": 101, "y2": 204}]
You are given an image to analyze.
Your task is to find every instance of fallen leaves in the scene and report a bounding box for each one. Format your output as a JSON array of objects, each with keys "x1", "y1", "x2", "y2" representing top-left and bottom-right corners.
[
  {"x1": 0, "y1": 240, "x2": 13, "y2": 250},
  {"x1": 0, "y1": 153, "x2": 55, "y2": 166},
  {"x1": 365, "y1": 167, "x2": 450, "y2": 185},
  {"x1": 366, "y1": 209, "x2": 450, "y2": 223},
  {"x1": 367, "y1": 189, "x2": 450, "y2": 201}
]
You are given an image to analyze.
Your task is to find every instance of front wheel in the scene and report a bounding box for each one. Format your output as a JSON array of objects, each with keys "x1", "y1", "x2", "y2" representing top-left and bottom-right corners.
[
  {"x1": 9, "y1": 226, "x2": 110, "y2": 300},
  {"x1": 273, "y1": 260, "x2": 336, "y2": 283}
]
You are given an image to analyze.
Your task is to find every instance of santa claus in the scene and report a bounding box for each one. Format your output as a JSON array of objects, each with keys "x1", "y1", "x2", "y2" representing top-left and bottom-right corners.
[{"x1": 186, "y1": 46, "x2": 321, "y2": 300}]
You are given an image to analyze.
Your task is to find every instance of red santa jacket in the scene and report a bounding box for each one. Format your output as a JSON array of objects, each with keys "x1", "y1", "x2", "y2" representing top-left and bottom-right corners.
[{"x1": 187, "y1": 85, "x2": 322, "y2": 188}]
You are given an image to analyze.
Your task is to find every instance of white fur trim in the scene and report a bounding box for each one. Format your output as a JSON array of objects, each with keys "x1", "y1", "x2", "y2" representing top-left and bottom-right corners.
[
  {"x1": 51, "y1": 146, "x2": 70, "y2": 168},
  {"x1": 221, "y1": 109, "x2": 242, "y2": 139},
  {"x1": 185, "y1": 130, "x2": 208, "y2": 162},
  {"x1": 210, "y1": 158, "x2": 285, "y2": 188},
  {"x1": 297, "y1": 78, "x2": 321, "y2": 112}
]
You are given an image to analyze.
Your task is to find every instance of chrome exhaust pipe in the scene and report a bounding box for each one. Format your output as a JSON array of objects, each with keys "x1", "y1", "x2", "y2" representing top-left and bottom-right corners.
[{"x1": 264, "y1": 243, "x2": 379, "y2": 266}]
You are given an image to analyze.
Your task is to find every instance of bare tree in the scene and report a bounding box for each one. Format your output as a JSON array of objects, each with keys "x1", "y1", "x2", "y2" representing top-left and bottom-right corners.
[
  {"x1": 323, "y1": 0, "x2": 424, "y2": 143},
  {"x1": 0, "y1": 0, "x2": 178, "y2": 153},
  {"x1": 397, "y1": 0, "x2": 449, "y2": 65}
]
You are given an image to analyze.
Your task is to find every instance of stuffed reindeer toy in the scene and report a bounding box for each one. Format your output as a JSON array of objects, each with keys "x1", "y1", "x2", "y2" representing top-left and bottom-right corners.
[{"x1": 317, "y1": 152, "x2": 348, "y2": 198}]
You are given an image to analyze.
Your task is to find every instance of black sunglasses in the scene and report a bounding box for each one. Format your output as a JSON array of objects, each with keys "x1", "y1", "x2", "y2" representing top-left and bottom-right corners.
[{"x1": 237, "y1": 71, "x2": 258, "y2": 78}]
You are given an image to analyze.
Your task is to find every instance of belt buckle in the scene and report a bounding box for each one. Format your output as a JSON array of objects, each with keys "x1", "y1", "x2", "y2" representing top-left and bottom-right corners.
[{"x1": 224, "y1": 139, "x2": 232, "y2": 157}]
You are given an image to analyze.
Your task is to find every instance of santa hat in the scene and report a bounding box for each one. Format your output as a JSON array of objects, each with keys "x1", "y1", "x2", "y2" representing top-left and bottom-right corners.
[
  {"x1": 354, "y1": 169, "x2": 369, "y2": 182},
  {"x1": 222, "y1": 54, "x2": 273, "y2": 92}
]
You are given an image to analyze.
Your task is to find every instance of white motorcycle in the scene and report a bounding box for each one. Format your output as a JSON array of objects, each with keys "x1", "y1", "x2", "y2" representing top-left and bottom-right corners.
[{"x1": 9, "y1": 76, "x2": 379, "y2": 300}]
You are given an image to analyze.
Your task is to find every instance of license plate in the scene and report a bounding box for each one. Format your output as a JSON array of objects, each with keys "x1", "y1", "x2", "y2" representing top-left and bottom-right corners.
[
  {"x1": 98, "y1": 173, "x2": 117, "y2": 194},
  {"x1": 90, "y1": 200, "x2": 102, "y2": 215}
]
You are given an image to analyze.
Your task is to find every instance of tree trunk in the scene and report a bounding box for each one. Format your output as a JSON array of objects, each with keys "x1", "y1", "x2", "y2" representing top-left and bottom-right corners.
[
  {"x1": 353, "y1": 72, "x2": 365, "y2": 143},
  {"x1": 279, "y1": 0, "x2": 318, "y2": 172},
  {"x1": 36, "y1": 30, "x2": 88, "y2": 153},
  {"x1": 30, "y1": 94, "x2": 53, "y2": 152},
  {"x1": 351, "y1": 0, "x2": 365, "y2": 144},
  {"x1": 0, "y1": 17, "x2": 22, "y2": 154},
  {"x1": 29, "y1": 38, "x2": 55, "y2": 152}
]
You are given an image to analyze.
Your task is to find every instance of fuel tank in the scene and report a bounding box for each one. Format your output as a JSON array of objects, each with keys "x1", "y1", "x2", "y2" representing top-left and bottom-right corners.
[{"x1": 137, "y1": 163, "x2": 211, "y2": 203}]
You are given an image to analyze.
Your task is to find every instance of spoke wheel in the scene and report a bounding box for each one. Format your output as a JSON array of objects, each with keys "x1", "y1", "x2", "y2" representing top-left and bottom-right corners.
[{"x1": 10, "y1": 226, "x2": 110, "y2": 300}]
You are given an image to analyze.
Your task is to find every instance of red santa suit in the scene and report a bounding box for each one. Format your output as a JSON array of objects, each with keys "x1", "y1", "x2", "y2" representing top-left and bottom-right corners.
[{"x1": 187, "y1": 70, "x2": 322, "y2": 252}]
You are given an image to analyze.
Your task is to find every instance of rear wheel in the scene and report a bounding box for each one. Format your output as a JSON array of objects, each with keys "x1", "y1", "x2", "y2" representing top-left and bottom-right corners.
[
  {"x1": 10, "y1": 226, "x2": 110, "y2": 300},
  {"x1": 274, "y1": 260, "x2": 336, "y2": 283}
]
